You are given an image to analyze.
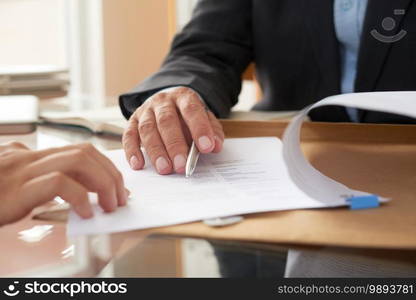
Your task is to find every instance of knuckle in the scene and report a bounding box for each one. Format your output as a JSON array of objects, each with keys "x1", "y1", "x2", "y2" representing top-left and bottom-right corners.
[
  {"x1": 175, "y1": 86, "x2": 192, "y2": 94},
  {"x1": 0, "y1": 149, "x2": 29, "y2": 165},
  {"x1": 165, "y1": 136, "x2": 185, "y2": 152},
  {"x1": 155, "y1": 92, "x2": 168, "y2": 99},
  {"x1": 183, "y1": 101, "x2": 203, "y2": 116},
  {"x1": 9, "y1": 141, "x2": 26, "y2": 148},
  {"x1": 122, "y1": 139, "x2": 134, "y2": 152},
  {"x1": 101, "y1": 176, "x2": 114, "y2": 189},
  {"x1": 108, "y1": 167, "x2": 123, "y2": 183},
  {"x1": 181, "y1": 87, "x2": 199, "y2": 99},
  {"x1": 49, "y1": 171, "x2": 65, "y2": 188},
  {"x1": 138, "y1": 119, "x2": 156, "y2": 135},
  {"x1": 4, "y1": 141, "x2": 27, "y2": 149},
  {"x1": 157, "y1": 110, "x2": 176, "y2": 127},
  {"x1": 95, "y1": 174, "x2": 114, "y2": 191},
  {"x1": 100, "y1": 179, "x2": 116, "y2": 195},
  {"x1": 145, "y1": 143, "x2": 165, "y2": 157},
  {"x1": 79, "y1": 143, "x2": 95, "y2": 153},
  {"x1": 122, "y1": 127, "x2": 137, "y2": 143},
  {"x1": 70, "y1": 149, "x2": 88, "y2": 163},
  {"x1": 151, "y1": 94, "x2": 170, "y2": 106}
]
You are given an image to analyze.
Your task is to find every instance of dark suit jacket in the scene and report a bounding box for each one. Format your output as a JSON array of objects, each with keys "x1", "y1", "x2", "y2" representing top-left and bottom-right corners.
[{"x1": 120, "y1": 0, "x2": 416, "y2": 123}]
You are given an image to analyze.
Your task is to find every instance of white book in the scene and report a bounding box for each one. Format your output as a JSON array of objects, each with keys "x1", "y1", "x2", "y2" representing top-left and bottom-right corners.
[{"x1": 0, "y1": 65, "x2": 69, "y2": 95}]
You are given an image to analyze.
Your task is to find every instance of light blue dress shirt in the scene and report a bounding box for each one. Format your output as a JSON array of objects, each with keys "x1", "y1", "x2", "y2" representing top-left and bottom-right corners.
[{"x1": 334, "y1": 0, "x2": 368, "y2": 122}]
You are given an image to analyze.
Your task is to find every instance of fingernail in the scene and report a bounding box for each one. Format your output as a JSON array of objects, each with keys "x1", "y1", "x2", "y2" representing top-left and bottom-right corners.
[
  {"x1": 130, "y1": 156, "x2": 141, "y2": 170},
  {"x1": 156, "y1": 157, "x2": 169, "y2": 173},
  {"x1": 174, "y1": 154, "x2": 186, "y2": 172},
  {"x1": 108, "y1": 196, "x2": 118, "y2": 212},
  {"x1": 198, "y1": 136, "x2": 213, "y2": 151}
]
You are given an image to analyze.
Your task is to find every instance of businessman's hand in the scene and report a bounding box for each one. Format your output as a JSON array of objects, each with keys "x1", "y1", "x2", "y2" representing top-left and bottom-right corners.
[
  {"x1": 0, "y1": 142, "x2": 128, "y2": 226},
  {"x1": 123, "y1": 86, "x2": 224, "y2": 175}
]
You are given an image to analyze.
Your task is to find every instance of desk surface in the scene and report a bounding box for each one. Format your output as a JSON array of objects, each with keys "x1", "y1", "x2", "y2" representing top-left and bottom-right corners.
[{"x1": 1, "y1": 124, "x2": 415, "y2": 278}]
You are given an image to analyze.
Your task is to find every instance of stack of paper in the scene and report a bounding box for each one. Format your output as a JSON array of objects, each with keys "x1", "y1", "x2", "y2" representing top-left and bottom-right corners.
[
  {"x1": 68, "y1": 137, "x2": 329, "y2": 236},
  {"x1": 0, "y1": 65, "x2": 69, "y2": 97}
]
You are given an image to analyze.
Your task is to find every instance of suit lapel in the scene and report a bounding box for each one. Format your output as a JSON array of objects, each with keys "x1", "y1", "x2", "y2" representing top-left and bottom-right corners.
[
  {"x1": 302, "y1": 0, "x2": 341, "y2": 95},
  {"x1": 355, "y1": 0, "x2": 414, "y2": 92}
]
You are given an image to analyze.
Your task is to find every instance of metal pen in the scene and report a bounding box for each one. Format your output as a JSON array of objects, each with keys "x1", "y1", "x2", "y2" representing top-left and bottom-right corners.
[
  {"x1": 184, "y1": 140, "x2": 244, "y2": 226},
  {"x1": 185, "y1": 141, "x2": 200, "y2": 178}
]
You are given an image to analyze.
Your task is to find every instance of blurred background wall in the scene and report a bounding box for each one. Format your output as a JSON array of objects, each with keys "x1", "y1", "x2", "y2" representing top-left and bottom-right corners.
[{"x1": 0, "y1": 0, "x2": 255, "y2": 110}]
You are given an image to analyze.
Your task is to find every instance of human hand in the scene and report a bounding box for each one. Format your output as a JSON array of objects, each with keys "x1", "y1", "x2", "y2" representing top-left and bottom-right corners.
[
  {"x1": 122, "y1": 86, "x2": 224, "y2": 174},
  {"x1": 0, "y1": 142, "x2": 128, "y2": 226}
]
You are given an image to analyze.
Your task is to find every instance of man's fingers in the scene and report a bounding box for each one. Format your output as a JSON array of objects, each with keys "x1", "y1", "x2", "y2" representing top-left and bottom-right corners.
[
  {"x1": 178, "y1": 115, "x2": 193, "y2": 145},
  {"x1": 123, "y1": 116, "x2": 145, "y2": 170},
  {"x1": 24, "y1": 149, "x2": 118, "y2": 213},
  {"x1": 138, "y1": 110, "x2": 172, "y2": 175},
  {"x1": 19, "y1": 172, "x2": 92, "y2": 219},
  {"x1": 207, "y1": 110, "x2": 225, "y2": 153},
  {"x1": 123, "y1": 87, "x2": 222, "y2": 177},
  {"x1": 153, "y1": 96, "x2": 189, "y2": 173},
  {"x1": 175, "y1": 91, "x2": 216, "y2": 153}
]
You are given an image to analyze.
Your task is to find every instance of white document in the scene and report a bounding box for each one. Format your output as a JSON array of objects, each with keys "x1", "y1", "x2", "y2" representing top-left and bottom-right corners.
[
  {"x1": 282, "y1": 91, "x2": 416, "y2": 204},
  {"x1": 68, "y1": 137, "x2": 326, "y2": 236},
  {"x1": 68, "y1": 91, "x2": 416, "y2": 236}
]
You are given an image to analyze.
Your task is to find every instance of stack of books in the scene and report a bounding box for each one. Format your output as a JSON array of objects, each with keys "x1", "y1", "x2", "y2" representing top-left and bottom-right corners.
[{"x1": 0, "y1": 65, "x2": 69, "y2": 98}]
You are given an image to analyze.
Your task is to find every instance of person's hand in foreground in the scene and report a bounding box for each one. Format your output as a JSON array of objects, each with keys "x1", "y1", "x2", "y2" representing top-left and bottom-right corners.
[
  {"x1": 0, "y1": 142, "x2": 128, "y2": 226},
  {"x1": 123, "y1": 86, "x2": 225, "y2": 175}
]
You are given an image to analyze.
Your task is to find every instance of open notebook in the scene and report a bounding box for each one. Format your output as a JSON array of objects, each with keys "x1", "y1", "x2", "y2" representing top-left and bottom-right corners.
[
  {"x1": 40, "y1": 106, "x2": 297, "y2": 136},
  {"x1": 40, "y1": 106, "x2": 127, "y2": 136}
]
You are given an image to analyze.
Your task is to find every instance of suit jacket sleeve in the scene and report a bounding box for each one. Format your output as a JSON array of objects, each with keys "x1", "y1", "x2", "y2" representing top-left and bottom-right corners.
[{"x1": 119, "y1": 0, "x2": 253, "y2": 119}]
